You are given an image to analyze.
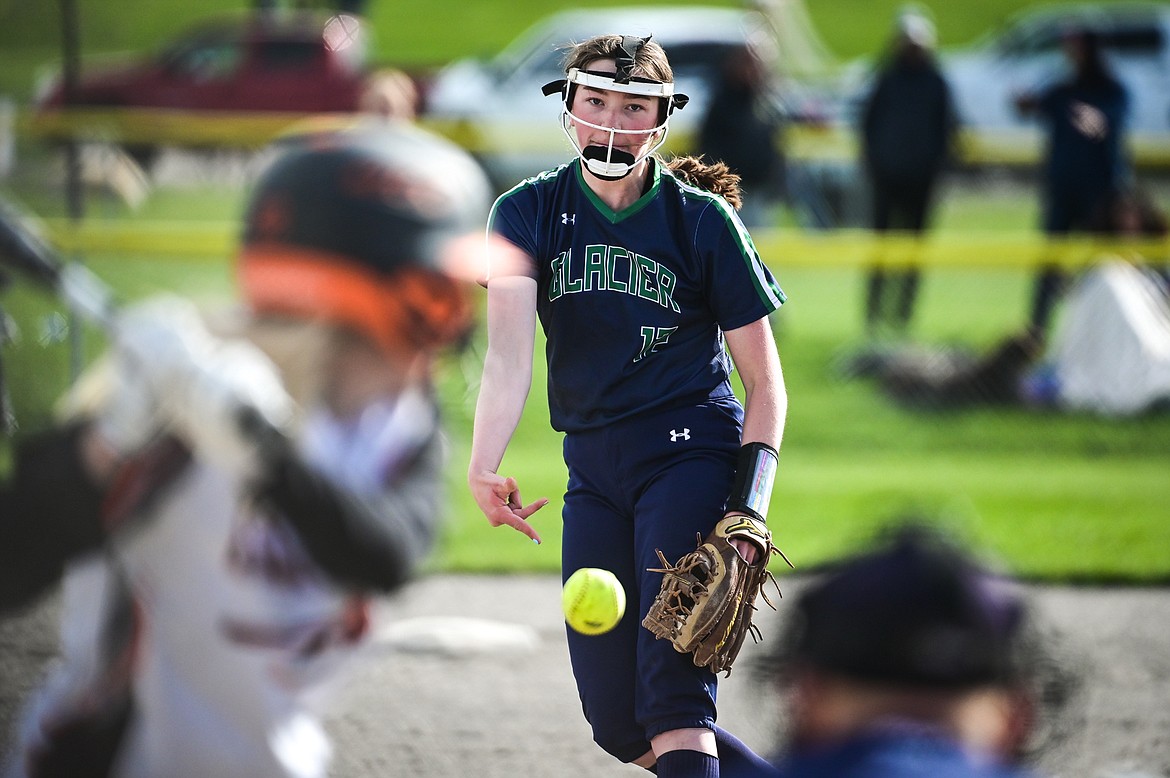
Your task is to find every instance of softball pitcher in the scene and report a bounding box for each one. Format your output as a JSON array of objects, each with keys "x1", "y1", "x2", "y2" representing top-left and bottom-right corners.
[{"x1": 467, "y1": 34, "x2": 788, "y2": 777}]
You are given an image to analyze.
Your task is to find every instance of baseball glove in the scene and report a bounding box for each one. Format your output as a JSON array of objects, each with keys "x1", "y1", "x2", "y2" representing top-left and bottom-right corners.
[{"x1": 642, "y1": 515, "x2": 792, "y2": 676}]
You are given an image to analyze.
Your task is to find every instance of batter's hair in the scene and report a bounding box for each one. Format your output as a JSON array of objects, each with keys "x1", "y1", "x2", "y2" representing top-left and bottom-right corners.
[{"x1": 665, "y1": 155, "x2": 743, "y2": 210}]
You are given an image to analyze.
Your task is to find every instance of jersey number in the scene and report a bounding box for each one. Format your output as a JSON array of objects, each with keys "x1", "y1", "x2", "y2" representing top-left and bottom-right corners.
[{"x1": 635, "y1": 326, "x2": 677, "y2": 362}]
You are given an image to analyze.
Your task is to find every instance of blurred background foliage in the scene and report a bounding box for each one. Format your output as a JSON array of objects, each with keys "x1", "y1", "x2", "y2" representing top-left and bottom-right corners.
[{"x1": 0, "y1": 0, "x2": 1065, "y2": 94}]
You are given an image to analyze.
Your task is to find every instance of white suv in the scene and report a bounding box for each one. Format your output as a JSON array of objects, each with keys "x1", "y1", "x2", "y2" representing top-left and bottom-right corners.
[
  {"x1": 422, "y1": 5, "x2": 778, "y2": 189},
  {"x1": 943, "y1": 2, "x2": 1170, "y2": 166}
]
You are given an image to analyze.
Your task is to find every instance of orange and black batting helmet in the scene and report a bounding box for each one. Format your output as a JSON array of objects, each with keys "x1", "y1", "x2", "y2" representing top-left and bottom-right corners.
[{"x1": 238, "y1": 120, "x2": 492, "y2": 354}]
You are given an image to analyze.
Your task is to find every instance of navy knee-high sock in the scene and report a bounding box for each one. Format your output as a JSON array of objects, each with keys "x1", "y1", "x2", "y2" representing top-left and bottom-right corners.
[
  {"x1": 655, "y1": 749, "x2": 719, "y2": 778},
  {"x1": 713, "y1": 726, "x2": 774, "y2": 774}
]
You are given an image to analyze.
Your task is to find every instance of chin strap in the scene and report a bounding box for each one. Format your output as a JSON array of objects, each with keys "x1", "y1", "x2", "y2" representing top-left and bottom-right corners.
[{"x1": 580, "y1": 145, "x2": 638, "y2": 180}]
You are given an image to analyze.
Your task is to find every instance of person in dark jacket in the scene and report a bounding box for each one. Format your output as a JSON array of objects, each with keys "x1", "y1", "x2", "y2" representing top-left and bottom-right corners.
[
  {"x1": 1015, "y1": 27, "x2": 1130, "y2": 337},
  {"x1": 698, "y1": 42, "x2": 787, "y2": 228},
  {"x1": 860, "y1": 7, "x2": 957, "y2": 337}
]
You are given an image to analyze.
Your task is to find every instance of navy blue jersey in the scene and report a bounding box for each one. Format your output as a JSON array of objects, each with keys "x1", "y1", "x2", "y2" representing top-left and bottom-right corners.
[{"x1": 489, "y1": 158, "x2": 785, "y2": 432}]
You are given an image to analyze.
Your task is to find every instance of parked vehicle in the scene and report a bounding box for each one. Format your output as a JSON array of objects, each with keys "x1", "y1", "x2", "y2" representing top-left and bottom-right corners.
[
  {"x1": 943, "y1": 2, "x2": 1170, "y2": 166},
  {"x1": 791, "y1": 2, "x2": 1170, "y2": 228},
  {"x1": 422, "y1": 5, "x2": 785, "y2": 189},
  {"x1": 835, "y1": 2, "x2": 1170, "y2": 168},
  {"x1": 27, "y1": 11, "x2": 377, "y2": 164}
]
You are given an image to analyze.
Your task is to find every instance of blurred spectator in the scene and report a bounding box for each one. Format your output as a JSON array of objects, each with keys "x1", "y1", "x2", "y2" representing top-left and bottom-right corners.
[
  {"x1": 1015, "y1": 27, "x2": 1131, "y2": 337},
  {"x1": 859, "y1": 6, "x2": 957, "y2": 338},
  {"x1": 698, "y1": 42, "x2": 787, "y2": 228},
  {"x1": 264, "y1": 69, "x2": 418, "y2": 162},
  {"x1": 749, "y1": 523, "x2": 1076, "y2": 778},
  {"x1": 359, "y1": 68, "x2": 419, "y2": 122}
]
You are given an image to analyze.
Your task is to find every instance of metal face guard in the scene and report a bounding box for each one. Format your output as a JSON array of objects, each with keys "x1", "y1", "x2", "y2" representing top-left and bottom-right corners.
[
  {"x1": 545, "y1": 65, "x2": 688, "y2": 180},
  {"x1": 558, "y1": 108, "x2": 666, "y2": 180}
]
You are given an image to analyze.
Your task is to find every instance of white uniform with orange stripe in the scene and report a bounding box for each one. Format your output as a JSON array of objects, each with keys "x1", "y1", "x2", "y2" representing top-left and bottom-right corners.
[{"x1": 8, "y1": 386, "x2": 442, "y2": 778}]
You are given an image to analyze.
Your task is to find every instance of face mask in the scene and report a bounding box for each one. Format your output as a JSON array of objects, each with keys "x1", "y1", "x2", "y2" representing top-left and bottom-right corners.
[{"x1": 541, "y1": 36, "x2": 689, "y2": 180}]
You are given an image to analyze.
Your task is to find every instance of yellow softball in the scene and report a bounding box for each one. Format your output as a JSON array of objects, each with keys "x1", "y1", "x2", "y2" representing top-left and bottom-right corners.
[{"x1": 562, "y1": 567, "x2": 626, "y2": 636}]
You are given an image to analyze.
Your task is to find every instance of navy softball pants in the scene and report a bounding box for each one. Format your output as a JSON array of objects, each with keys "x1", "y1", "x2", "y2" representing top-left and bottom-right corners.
[{"x1": 560, "y1": 397, "x2": 743, "y2": 763}]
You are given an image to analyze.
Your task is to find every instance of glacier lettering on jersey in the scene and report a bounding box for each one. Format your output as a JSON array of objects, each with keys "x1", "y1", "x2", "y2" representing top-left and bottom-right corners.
[{"x1": 548, "y1": 245, "x2": 679, "y2": 312}]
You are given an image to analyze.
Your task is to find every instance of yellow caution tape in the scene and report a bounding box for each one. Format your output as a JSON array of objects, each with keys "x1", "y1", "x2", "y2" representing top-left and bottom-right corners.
[
  {"x1": 21, "y1": 108, "x2": 328, "y2": 149},
  {"x1": 754, "y1": 230, "x2": 1169, "y2": 269},
  {"x1": 19, "y1": 109, "x2": 1170, "y2": 168},
  {"x1": 41, "y1": 220, "x2": 1169, "y2": 270},
  {"x1": 45, "y1": 220, "x2": 237, "y2": 256}
]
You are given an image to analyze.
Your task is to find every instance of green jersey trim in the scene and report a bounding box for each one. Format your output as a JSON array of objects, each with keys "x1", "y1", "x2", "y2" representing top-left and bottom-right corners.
[
  {"x1": 575, "y1": 159, "x2": 662, "y2": 224},
  {"x1": 666, "y1": 170, "x2": 787, "y2": 310}
]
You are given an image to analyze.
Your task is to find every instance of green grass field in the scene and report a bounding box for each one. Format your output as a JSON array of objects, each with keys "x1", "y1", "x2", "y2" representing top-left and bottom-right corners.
[
  {"x1": 429, "y1": 261, "x2": 1170, "y2": 583},
  {"x1": 2, "y1": 1, "x2": 1169, "y2": 584},
  {"x1": 3, "y1": 179, "x2": 1168, "y2": 584}
]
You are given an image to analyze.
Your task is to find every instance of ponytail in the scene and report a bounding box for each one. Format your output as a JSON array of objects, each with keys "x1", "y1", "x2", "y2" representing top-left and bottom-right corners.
[{"x1": 664, "y1": 155, "x2": 743, "y2": 210}]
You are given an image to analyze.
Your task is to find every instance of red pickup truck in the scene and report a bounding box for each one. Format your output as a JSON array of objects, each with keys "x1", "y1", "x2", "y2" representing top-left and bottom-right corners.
[{"x1": 29, "y1": 11, "x2": 383, "y2": 162}]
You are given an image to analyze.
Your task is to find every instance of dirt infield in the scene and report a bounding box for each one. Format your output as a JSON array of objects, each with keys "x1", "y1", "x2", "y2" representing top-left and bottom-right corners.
[{"x1": 3, "y1": 575, "x2": 1169, "y2": 777}]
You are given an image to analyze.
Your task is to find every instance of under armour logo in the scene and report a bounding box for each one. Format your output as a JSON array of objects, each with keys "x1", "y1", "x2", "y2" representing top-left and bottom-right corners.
[
  {"x1": 669, "y1": 428, "x2": 690, "y2": 442},
  {"x1": 561, "y1": 212, "x2": 575, "y2": 225}
]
